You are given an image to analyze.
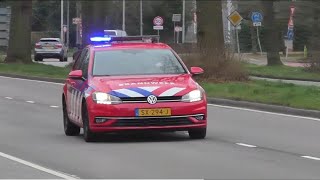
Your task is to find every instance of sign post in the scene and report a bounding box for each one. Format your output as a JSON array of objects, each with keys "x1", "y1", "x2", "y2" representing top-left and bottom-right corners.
[
  {"x1": 251, "y1": 12, "x2": 263, "y2": 56},
  {"x1": 153, "y1": 16, "x2": 164, "y2": 42},
  {"x1": 172, "y1": 14, "x2": 181, "y2": 43},
  {"x1": 286, "y1": 5, "x2": 295, "y2": 60},
  {"x1": 227, "y1": 10, "x2": 243, "y2": 55}
]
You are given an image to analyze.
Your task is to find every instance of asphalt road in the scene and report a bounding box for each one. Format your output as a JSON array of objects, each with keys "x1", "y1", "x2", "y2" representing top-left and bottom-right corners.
[
  {"x1": 0, "y1": 76, "x2": 320, "y2": 179},
  {"x1": 35, "y1": 57, "x2": 73, "y2": 67}
]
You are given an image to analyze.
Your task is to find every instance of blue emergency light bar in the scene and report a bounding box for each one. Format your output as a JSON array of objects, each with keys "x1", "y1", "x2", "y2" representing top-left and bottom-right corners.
[
  {"x1": 90, "y1": 36, "x2": 112, "y2": 42},
  {"x1": 90, "y1": 35, "x2": 160, "y2": 44}
]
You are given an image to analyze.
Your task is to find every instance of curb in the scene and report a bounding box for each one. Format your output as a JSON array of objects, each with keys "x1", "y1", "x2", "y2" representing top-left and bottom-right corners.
[
  {"x1": 0, "y1": 73, "x2": 319, "y2": 119},
  {"x1": 208, "y1": 98, "x2": 320, "y2": 119},
  {"x1": 0, "y1": 73, "x2": 65, "y2": 84},
  {"x1": 250, "y1": 74, "x2": 320, "y2": 83}
]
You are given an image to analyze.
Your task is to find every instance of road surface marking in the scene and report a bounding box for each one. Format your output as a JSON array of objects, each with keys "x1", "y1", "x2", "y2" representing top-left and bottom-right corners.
[
  {"x1": 5, "y1": 97, "x2": 13, "y2": 100},
  {"x1": 209, "y1": 104, "x2": 320, "y2": 122},
  {"x1": 0, "y1": 76, "x2": 64, "y2": 86},
  {"x1": 50, "y1": 105, "x2": 59, "y2": 108},
  {"x1": 301, "y1": 156, "x2": 320, "y2": 161},
  {"x1": 236, "y1": 143, "x2": 257, "y2": 148},
  {"x1": 0, "y1": 151, "x2": 78, "y2": 179},
  {"x1": 2, "y1": 75, "x2": 320, "y2": 122},
  {"x1": 26, "y1": 101, "x2": 35, "y2": 104}
]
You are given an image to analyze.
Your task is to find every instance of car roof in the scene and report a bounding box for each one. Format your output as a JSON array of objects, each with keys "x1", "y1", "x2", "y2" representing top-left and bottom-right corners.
[{"x1": 91, "y1": 43, "x2": 171, "y2": 51}]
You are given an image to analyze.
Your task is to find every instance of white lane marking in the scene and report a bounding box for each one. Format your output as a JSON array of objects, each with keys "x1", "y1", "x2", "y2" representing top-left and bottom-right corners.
[
  {"x1": 50, "y1": 105, "x2": 60, "y2": 108},
  {"x1": 0, "y1": 151, "x2": 78, "y2": 179},
  {"x1": 301, "y1": 156, "x2": 320, "y2": 161},
  {"x1": 236, "y1": 143, "x2": 257, "y2": 148},
  {"x1": 0, "y1": 76, "x2": 64, "y2": 86},
  {"x1": 209, "y1": 104, "x2": 320, "y2": 122},
  {"x1": 26, "y1": 101, "x2": 35, "y2": 104},
  {"x1": 5, "y1": 97, "x2": 13, "y2": 100}
]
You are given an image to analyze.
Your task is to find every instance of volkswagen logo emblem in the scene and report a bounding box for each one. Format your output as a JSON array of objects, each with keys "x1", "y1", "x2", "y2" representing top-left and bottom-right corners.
[{"x1": 147, "y1": 95, "x2": 157, "y2": 105}]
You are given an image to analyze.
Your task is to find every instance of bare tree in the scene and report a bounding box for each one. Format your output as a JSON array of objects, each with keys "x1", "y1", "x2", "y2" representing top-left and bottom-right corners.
[
  {"x1": 261, "y1": 0, "x2": 283, "y2": 66},
  {"x1": 197, "y1": 0, "x2": 225, "y2": 56},
  {"x1": 5, "y1": 0, "x2": 32, "y2": 63}
]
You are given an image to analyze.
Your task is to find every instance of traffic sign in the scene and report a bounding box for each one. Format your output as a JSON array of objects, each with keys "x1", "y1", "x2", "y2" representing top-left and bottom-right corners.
[
  {"x1": 72, "y1": 17, "x2": 81, "y2": 24},
  {"x1": 253, "y1": 22, "x2": 262, "y2": 27},
  {"x1": 251, "y1": 12, "x2": 263, "y2": 23},
  {"x1": 172, "y1": 14, "x2": 181, "y2": 22},
  {"x1": 175, "y1": 26, "x2": 182, "y2": 32},
  {"x1": 153, "y1": 26, "x2": 164, "y2": 30},
  {"x1": 287, "y1": 28, "x2": 294, "y2": 40},
  {"x1": 227, "y1": 11, "x2": 243, "y2": 27},
  {"x1": 153, "y1": 16, "x2": 164, "y2": 26}
]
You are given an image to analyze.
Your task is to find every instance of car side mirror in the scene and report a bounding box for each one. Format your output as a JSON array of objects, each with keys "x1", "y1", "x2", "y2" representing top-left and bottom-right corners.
[
  {"x1": 190, "y1": 67, "x2": 204, "y2": 75},
  {"x1": 68, "y1": 70, "x2": 83, "y2": 80}
]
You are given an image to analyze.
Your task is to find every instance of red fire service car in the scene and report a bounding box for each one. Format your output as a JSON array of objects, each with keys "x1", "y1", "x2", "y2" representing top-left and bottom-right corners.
[{"x1": 62, "y1": 35, "x2": 207, "y2": 142}]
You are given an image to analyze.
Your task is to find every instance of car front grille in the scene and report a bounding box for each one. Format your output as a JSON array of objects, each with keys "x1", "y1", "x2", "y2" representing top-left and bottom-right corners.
[
  {"x1": 113, "y1": 117, "x2": 192, "y2": 127},
  {"x1": 120, "y1": 96, "x2": 182, "y2": 103}
]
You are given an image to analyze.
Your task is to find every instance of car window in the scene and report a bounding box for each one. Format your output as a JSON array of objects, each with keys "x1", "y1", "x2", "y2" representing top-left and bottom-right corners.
[
  {"x1": 40, "y1": 39, "x2": 59, "y2": 42},
  {"x1": 73, "y1": 48, "x2": 88, "y2": 70},
  {"x1": 92, "y1": 49, "x2": 186, "y2": 76},
  {"x1": 80, "y1": 52, "x2": 90, "y2": 79}
]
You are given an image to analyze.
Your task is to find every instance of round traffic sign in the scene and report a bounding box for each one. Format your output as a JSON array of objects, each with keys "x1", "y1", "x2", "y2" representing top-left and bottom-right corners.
[
  {"x1": 153, "y1": 16, "x2": 164, "y2": 26},
  {"x1": 251, "y1": 12, "x2": 263, "y2": 23}
]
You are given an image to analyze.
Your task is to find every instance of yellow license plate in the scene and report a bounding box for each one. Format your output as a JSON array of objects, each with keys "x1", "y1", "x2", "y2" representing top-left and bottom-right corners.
[{"x1": 136, "y1": 108, "x2": 171, "y2": 117}]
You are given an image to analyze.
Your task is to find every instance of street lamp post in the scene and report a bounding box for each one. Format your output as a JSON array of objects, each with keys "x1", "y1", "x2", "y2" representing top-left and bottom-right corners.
[
  {"x1": 122, "y1": 0, "x2": 126, "y2": 31},
  {"x1": 140, "y1": 0, "x2": 143, "y2": 36},
  {"x1": 61, "y1": 0, "x2": 63, "y2": 42},
  {"x1": 182, "y1": 0, "x2": 185, "y2": 43}
]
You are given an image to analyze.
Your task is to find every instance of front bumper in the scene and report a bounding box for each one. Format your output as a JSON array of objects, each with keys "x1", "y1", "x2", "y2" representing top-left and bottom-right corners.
[{"x1": 86, "y1": 99, "x2": 207, "y2": 132}]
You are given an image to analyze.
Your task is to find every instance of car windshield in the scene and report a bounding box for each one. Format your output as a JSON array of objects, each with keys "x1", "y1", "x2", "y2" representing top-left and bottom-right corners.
[{"x1": 92, "y1": 49, "x2": 186, "y2": 76}]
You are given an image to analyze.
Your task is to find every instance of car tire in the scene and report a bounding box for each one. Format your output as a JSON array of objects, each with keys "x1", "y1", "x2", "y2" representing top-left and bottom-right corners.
[
  {"x1": 188, "y1": 128, "x2": 206, "y2": 139},
  {"x1": 63, "y1": 98, "x2": 80, "y2": 136},
  {"x1": 63, "y1": 56, "x2": 68, "y2": 62},
  {"x1": 34, "y1": 56, "x2": 43, "y2": 62},
  {"x1": 82, "y1": 102, "x2": 96, "y2": 142},
  {"x1": 59, "y1": 56, "x2": 64, "y2": 62}
]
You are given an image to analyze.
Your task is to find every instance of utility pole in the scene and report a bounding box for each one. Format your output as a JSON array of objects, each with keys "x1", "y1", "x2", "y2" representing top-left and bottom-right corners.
[
  {"x1": 76, "y1": 1, "x2": 80, "y2": 48},
  {"x1": 182, "y1": 0, "x2": 185, "y2": 43},
  {"x1": 67, "y1": 0, "x2": 69, "y2": 47},
  {"x1": 140, "y1": 0, "x2": 143, "y2": 36},
  {"x1": 122, "y1": 0, "x2": 126, "y2": 31},
  {"x1": 61, "y1": 0, "x2": 63, "y2": 42}
]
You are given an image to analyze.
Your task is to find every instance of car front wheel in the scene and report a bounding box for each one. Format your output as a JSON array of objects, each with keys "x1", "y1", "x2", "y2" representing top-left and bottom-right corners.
[
  {"x1": 63, "y1": 98, "x2": 80, "y2": 136},
  {"x1": 188, "y1": 128, "x2": 206, "y2": 139},
  {"x1": 82, "y1": 102, "x2": 96, "y2": 142}
]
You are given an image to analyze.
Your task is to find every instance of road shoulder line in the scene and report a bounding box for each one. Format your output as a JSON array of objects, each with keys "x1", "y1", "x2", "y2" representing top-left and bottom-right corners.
[{"x1": 0, "y1": 151, "x2": 78, "y2": 179}]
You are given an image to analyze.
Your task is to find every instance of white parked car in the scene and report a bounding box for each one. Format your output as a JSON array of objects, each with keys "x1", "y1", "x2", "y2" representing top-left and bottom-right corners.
[{"x1": 34, "y1": 38, "x2": 68, "y2": 62}]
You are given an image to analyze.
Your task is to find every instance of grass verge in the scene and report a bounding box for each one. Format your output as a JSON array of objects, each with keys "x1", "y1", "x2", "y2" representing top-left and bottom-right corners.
[
  {"x1": 0, "y1": 62, "x2": 69, "y2": 79},
  {"x1": 0, "y1": 63, "x2": 319, "y2": 111},
  {"x1": 246, "y1": 63, "x2": 320, "y2": 81},
  {"x1": 202, "y1": 80, "x2": 320, "y2": 111}
]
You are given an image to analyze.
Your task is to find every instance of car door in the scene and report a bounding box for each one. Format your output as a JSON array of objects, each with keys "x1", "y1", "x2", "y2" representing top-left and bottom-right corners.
[
  {"x1": 66, "y1": 48, "x2": 88, "y2": 124},
  {"x1": 74, "y1": 50, "x2": 90, "y2": 125}
]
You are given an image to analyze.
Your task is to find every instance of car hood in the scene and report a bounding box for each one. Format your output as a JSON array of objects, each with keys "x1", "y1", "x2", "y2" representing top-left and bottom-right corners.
[{"x1": 89, "y1": 74, "x2": 198, "y2": 98}]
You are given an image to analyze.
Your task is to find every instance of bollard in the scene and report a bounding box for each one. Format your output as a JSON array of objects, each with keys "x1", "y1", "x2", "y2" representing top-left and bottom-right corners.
[{"x1": 304, "y1": 45, "x2": 308, "y2": 59}]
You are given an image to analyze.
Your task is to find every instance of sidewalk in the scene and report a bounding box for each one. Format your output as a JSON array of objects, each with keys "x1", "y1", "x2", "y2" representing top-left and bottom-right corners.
[
  {"x1": 250, "y1": 76, "x2": 320, "y2": 87},
  {"x1": 241, "y1": 53, "x2": 309, "y2": 67}
]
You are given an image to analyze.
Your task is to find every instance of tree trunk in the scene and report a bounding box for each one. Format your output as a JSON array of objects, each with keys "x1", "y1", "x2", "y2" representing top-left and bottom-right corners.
[
  {"x1": 5, "y1": 1, "x2": 32, "y2": 63},
  {"x1": 197, "y1": 0, "x2": 225, "y2": 57},
  {"x1": 81, "y1": 0, "x2": 108, "y2": 47},
  {"x1": 262, "y1": 0, "x2": 283, "y2": 66},
  {"x1": 309, "y1": 2, "x2": 320, "y2": 70}
]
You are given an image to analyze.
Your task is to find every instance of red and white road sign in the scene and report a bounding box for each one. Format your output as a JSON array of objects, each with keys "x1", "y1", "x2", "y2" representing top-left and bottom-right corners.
[{"x1": 153, "y1": 16, "x2": 164, "y2": 26}]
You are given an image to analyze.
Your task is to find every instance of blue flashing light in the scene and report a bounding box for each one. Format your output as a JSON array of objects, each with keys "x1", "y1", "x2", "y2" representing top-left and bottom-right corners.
[{"x1": 90, "y1": 36, "x2": 112, "y2": 42}]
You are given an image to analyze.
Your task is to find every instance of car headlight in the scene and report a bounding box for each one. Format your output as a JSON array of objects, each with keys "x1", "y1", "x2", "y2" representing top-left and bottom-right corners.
[
  {"x1": 181, "y1": 90, "x2": 203, "y2": 102},
  {"x1": 92, "y1": 92, "x2": 122, "y2": 105}
]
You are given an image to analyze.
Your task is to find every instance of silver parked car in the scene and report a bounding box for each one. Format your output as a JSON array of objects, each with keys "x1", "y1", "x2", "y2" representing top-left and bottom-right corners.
[{"x1": 34, "y1": 38, "x2": 68, "y2": 62}]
